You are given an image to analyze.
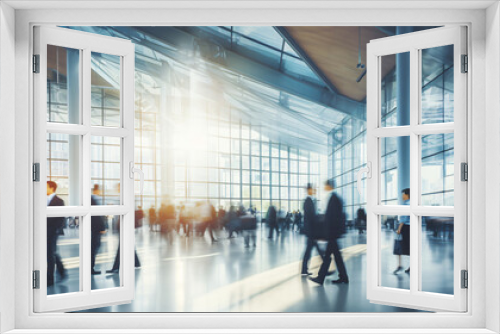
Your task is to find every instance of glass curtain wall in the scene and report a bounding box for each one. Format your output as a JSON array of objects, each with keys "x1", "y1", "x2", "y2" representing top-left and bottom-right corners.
[
  {"x1": 328, "y1": 60, "x2": 454, "y2": 221},
  {"x1": 47, "y1": 69, "x2": 327, "y2": 216}
]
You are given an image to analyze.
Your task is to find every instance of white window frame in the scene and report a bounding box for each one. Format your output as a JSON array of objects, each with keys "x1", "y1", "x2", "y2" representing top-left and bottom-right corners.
[
  {"x1": 1, "y1": 2, "x2": 498, "y2": 333},
  {"x1": 365, "y1": 26, "x2": 467, "y2": 312},
  {"x1": 32, "y1": 26, "x2": 136, "y2": 312}
]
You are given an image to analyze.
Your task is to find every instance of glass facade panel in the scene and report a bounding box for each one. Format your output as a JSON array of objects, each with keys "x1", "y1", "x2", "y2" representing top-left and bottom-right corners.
[
  {"x1": 91, "y1": 136, "x2": 121, "y2": 205},
  {"x1": 381, "y1": 52, "x2": 410, "y2": 127},
  {"x1": 421, "y1": 134, "x2": 454, "y2": 206},
  {"x1": 91, "y1": 52, "x2": 121, "y2": 127},
  {"x1": 328, "y1": 48, "x2": 454, "y2": 219},
  {"x1": 421, "y1": 45, "x2": 454, "y2": 124},
  {"x1": 381, "y1": 136, "x2": 410, "y2": 205},
  {"x1": 47, "y1": 133, "x2": 81, "y2": 206},
  {"x1": 47, "y1": 45, "x2": 80, "y2": 124}
]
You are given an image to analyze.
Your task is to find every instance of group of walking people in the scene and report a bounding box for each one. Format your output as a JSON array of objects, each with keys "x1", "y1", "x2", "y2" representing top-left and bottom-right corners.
[
  {"x1": 265, "y1": 208, "x2": 303, "y2": 238},
  {"x1": 47, "y1": 181, "x2": 110, "y2": 285},
  {"x1": 146, "y1": 200, "x2": 259, "y2": 244},
  {"x1": 47, "y1": 178, "x2": 410, "y2": 288},
  {"x1": 300, "y1": 179, "x2": 349, "y2": 285},
  {"x1": 47, "y1": 181, "x2": 141, "y2": 287},
  {"x1": 298, "y1": 182, "x2": 411, "y2": 284}
]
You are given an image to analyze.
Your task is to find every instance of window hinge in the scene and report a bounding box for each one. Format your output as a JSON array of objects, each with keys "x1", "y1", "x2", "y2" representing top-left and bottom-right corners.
[
  {"x1": 33, "y1": 270, "x2": 40, "y2": 289},
  {"x1": 461, "y1": 270, "x2": 468, "y2": 289},
  {"x1": 461, "y1": 162, "x2": 468, "y2": 181},
  {"x1": 33, "y1": 163, "x2": 40, "y2": 182},
  {"x1": 461, "y1": 54, "x2": 468, "y2": 73},
  {"x1": 33, "y1": 54, "x2": 40, "y2": 73}
]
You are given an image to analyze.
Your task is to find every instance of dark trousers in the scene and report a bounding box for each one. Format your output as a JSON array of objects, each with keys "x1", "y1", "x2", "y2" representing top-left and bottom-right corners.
[
  {"x1": 111, "y1": 244, "x2": 141, "y2": 271},
  {"x1": 301, "y1": 237, "x2": 324, "y2": 273},
  {"x1": 317, "y1": 238, "x2": 348, "y2": 283},
  {"x1": 206, "y1": 221, "x2": 216, "y2": 241},
  {"x1": 244, "y1": 230, "x2": 256, "y2": 246},
  {"x1": 47, "y1": 231, "x2": 65, "y2": 285},
  {"x1": 268, "y1": 223, "x2": 279, "y2": 238},
  {"x1": 91, "y1": 233, "x2": 101, "y2": 271}
]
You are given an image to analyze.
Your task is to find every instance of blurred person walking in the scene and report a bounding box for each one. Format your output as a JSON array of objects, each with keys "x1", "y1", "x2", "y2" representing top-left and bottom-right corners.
[
  {"x1": 393, "y1": 188, "x2": 411, "y2": 275},
  {"x1": 159, "y1": 201, "x2": 176, "y2": 234},
  {"x1": 267, "y1": 205, "x2": 279, "y2": 239},
  {"x1": 136, "y1": 206, "x2": 144, "y2": 229},
  {"x1": 107, "y1": 207, "x2": 142, "y2": 274},
  {"x1": 301, "y1": 183, "x2": 324, "y2": 275},
  {"x1": 149, "y1": 205, "x2": 157, "y2": 232},
  {"x1": 46, "y1": 181, "x2": 67, "y2": 286},
  {"x1": 293, "y1": 210, "x2": 302, "y2": 232},
  {"x1": 217, "y1": 206, "x2": 226, "y2": 230},
  {"x1": 178, "y1": 204, "x2": 191, "y2": 236},
  {"x1": 284, "y1": 211, "x2": 293, "y2": 230},
  {"x1": 200, "y1": 201, "x2": 217, "y2": 243},
  {"x1": 309, "y1": 179, "x2": 349, "y2": 285},
  {"x1": 91, "y1": 184, "x2": 107, "y2": 275},
  {"x1": 227, "y1": 205, "x2": 240, "y2": 238},
  {"x1": 355, "y1": 207, "x2": 367, "y2": 234}
]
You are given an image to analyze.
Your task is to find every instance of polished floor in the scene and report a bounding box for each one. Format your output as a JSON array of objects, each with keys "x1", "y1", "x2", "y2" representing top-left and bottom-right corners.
[{"x1": 47, "y1": 222, "x2": 454, "y2": 312}]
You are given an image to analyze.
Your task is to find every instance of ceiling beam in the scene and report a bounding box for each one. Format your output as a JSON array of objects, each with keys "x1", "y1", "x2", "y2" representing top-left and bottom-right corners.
[{"x1": 134, "y1": 26, "x2": 366, "y2": 120}]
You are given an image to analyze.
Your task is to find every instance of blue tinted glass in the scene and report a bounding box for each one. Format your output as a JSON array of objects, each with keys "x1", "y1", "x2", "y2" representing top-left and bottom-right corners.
[
  {"x1": 281, "y1": 54, "x2": 324, "y2": 86},
  {"x1": 233, "y1": 26, "x2": 284, "y2": 50},
  {"x1": 232, "y1": 36, "x2": 281, "y2": 69},
  {"x1": 283, "y1": 42, "x2": 299, "y2": 58}
]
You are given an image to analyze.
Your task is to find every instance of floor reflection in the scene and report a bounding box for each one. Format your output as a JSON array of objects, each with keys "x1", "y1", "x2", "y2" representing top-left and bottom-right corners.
[{"x1": 44, "y1": 224, "x2": 454, "y2": 312}]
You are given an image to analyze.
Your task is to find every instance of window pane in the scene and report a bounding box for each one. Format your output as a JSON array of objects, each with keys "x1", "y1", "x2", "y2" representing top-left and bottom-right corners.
[
  {"x1": 251, "y1": 157, "x2": 260, "y2": 170},
  {"x1": 47, "y1": 216, "x2": 80, "y2": 295},
  {"x1": 421, "y1": 45, "x2": 454, "y2": 124},
  {"x1": 91, "y1": 215, "x2": 122, "y2": 290},
  {"x1": 91, "y1": 52, "x2": 121, "y2": 127},
  {"x1": 381, "y1": 136, "x2": 409, "y2": 205},
  {"x1": 47, "y1": 45, "x2": 80, "y2": 124},
  {"x1": 380, "y1": 215, "x2": 410, "y2": 290},
  {"x1": 421, "y1": 216, "x2": 454, "y2": 295},
  {"x1": 421, "y1": 134, "x2": 454, "y2": 206},
  {"x1": 381, "y1": 52, "x2": 410, "y2": 127},
  {"x1": 47, "y1": 133, "x2": 81, "y2": 206},
  {"x1": 251, "y1": 186, "x2": 260, "y2": 199},
  {"x1": 242, "y1": 171, "x2": 250, "y2": 184},
  {"x1": 91, "y1": 136, "x2": 121, "y2": 205}
]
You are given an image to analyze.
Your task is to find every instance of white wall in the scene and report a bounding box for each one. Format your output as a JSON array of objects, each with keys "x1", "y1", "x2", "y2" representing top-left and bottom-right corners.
[
  {"x1": 8, "y1": 5, "x2": 495, "y2": 332},
  {"x1": 0, "y1": 2, "x2": 16, "y2": 333},
  {"x1": 485, "y1": 2, "x2": 500, "y2": 333}
]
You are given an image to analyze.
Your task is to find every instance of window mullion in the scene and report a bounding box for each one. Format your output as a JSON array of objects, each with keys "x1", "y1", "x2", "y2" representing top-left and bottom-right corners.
[
  {"x1": 82, "y1": 47, "x2": 93, "y2": 294},
  {"x1": 409, "y1": 47, "x2": 420, "y2": 294}
]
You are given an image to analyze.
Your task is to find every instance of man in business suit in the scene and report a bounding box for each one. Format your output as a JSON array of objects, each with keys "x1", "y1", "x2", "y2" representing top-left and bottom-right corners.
[
  {"x1": 309, "y1": 179, "x2": 349, "y2": 285},
  {"x1": 267, "y1": 204, "x2": 278, "y2": 239},
  {"x1": 301, "y1": 183, "x2": 325, "y2": 275},
  {"x1": 47, "y1": 181, "x2": 67, "y2": 287},
  {"x1": 91, "y1": 184, "x2": 107, "y2": 275}
]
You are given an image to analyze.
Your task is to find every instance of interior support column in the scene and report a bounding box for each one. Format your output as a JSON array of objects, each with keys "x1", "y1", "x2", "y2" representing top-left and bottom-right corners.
[
  {"x1": 67, "y1": 48, "x2": 80, "y2": 206},
  {"x1": 160, "y1": 62, "x2": 176, "y2": 204},
  {"x1": 396, "y1": 27, "x2": 413, "y2": 204}
]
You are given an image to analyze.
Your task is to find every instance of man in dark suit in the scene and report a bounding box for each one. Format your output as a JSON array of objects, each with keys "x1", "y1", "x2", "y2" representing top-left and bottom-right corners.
[
  {"x1": 46, "y1": 181, "x2": 67, "y2": 287},
  {"x1": 301, "y1": 183, "x2": 324, "y2": 275},
  {"x1": 267, "y1": 205, "x2": 278, "y2": 239},
  {"x1": 309, "y1": 179, "x2": 349, "y2": 285},
  {"x1": 91, "y1": 184, "x2": 107, "y2": 275}
]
